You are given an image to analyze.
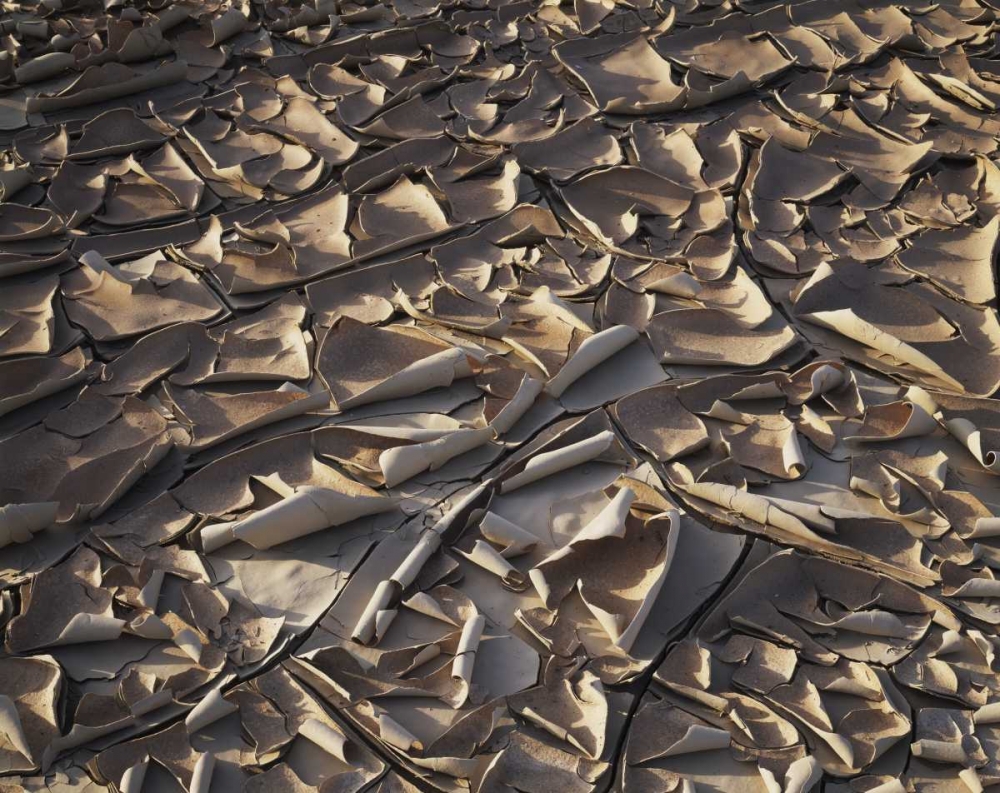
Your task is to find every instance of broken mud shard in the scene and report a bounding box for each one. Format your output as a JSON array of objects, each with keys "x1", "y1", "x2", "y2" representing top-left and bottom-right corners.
[{"x1": 4, "y1": 0, "x2": 1000, "y2": 792}]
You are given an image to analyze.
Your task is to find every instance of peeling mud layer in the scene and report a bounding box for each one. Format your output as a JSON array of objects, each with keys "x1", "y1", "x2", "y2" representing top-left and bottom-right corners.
[{"x1": 5, "y1": 1, "x2": 1000, "y2": 792}]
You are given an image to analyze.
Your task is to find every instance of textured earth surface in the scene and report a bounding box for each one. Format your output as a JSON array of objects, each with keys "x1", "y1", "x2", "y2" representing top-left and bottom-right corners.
[{"x1": 3, "y1": 1, "x2": 1000, "y2": 792}]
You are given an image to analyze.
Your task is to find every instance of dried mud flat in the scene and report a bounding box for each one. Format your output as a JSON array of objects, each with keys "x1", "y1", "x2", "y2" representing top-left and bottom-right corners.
[{"x1": 4, "y1": 1, "x2": 1000, "y2": 792}]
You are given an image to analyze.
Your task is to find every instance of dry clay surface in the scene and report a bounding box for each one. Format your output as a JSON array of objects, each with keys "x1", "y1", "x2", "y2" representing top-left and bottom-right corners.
[{"x1": 4, "y1": 1, "x2": 1000, "y2": 792}]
